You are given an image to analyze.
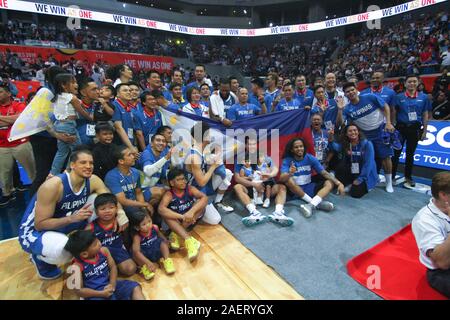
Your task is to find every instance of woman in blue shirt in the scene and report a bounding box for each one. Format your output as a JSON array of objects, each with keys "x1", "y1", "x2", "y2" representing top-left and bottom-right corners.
[{"x1": 334, "y1": 124, "x2": 379, "y2": 198}]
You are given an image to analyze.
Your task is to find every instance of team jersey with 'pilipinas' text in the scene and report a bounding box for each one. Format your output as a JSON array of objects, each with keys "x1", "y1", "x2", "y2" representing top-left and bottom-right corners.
[
  {"x1": 19, "y1": 172, "x2": 91, "y2": 238},
  {"x1": 168, "y1": 186, "x2": 196, "y2": 215},
  {"x1": 89, "y1": 220, "x2": 124, "y2": 250},
  {"x1": 361, "y1": 86, "x2": 396, "y2": 107},
  {"x1": 393, "y1": 91, "x2": 432, "y2": 125},
  {"x1": 343, "y1": 93, "x2": 386, "y2": 134},
  {"x1": 281, "y1": 154, "x2": 324, "y2": 186},
  {"x1": 275, "y1": 98, "x2": 302, "y2": 112},
  {"x1": 74, "y1": 250, "x2": 110, "y2": 291},
  {"x1": 227, "y1": 103, "x2": 261, "y2": 121}
]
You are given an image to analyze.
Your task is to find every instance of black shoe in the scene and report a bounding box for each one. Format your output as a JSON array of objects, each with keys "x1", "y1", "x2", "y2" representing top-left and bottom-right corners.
[{"x1": 0, "y1": 194, "x2": 17, "y2": 207}]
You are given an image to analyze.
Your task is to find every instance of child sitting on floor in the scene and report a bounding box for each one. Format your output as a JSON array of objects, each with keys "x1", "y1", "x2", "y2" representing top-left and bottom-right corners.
[
  {"x1": 129, "y1": 209, "x2": 175, "y2": 280},
  {"x1": 240, "y1": 155, "x2": 273, "y2": 208},
  {"x1": 65, "y1": 230, "x2": 145, "y2": 300},
  {"x1": 158, "y1": 168, "x2": 207, "y2": 262},
  {"x1": 85, "y1": 193, "x2": 136, "y2": 276}
]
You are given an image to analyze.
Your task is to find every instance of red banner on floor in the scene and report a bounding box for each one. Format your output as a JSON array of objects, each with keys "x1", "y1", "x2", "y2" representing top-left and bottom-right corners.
[{"x1": 0, "y1": 44, "x2": 174, "y2": 73}]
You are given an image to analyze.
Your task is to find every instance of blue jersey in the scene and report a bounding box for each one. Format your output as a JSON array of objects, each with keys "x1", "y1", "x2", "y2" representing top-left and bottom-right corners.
[
  {"x1": 293, "y1": 88, "x2": 314, "y2": 107},
  {"x1": 264, "y1": 89, "x2": 281, "y2": 111},
  {"x1": 241, "y1": 165, "x2": 254, "y2": 177},
  {"x1": 132, "y1": 108, "x2": 163, "y2": 146},
  {"x1": 168, "y1": 186, "x2": 196, "y2": 214},
  {"x1": 130, "y1": 102, "x2": 144, "y2": 114},
  {"x1": 139, "y1": 225, "x2": 160, "y2": 255},
  {"x1": 19, "y1": 172, "x2": 91, "y2": 236},
  {"x1": 281, "y1": 154, "x2": 324, "y2": 186},
  {"x1": 248, "y1": 93, "x2": 262, "y2": 109},
  {"x1": 312, "y1": 129, "x2": 330, "y2": 164},
  {"x1": 343, "y1": 93, "x2": 386, "y2": 137},
  {"x1": 361, "y1": 86, "x2": 396, "y2": 107},
  {"x1": 77, "y1": 101, "x2": 96, "y2": 145},
  {"x1": 393, "y1": 91, "x2": 431, "y2": 125},
  {"x1": 275, "y1": 98, "x2": 302, "y2": 112},
  {"x1": 74, "y1": 250, "x2": 110, "y2": 291},
  {"x1": 257, "y1": 156, "x2": 273, "y2": 173},
  {"x1": 105, "y1": 167, "x2": 141, "y2": 200},
  {"x1": 222, "y1": 94, "x2": 237, "y2": 119},
  {"x1": 184, "y1": 148, "x2": 207, "y2": 187},
  {"x1": 311, "y1": 99, "x2": 339, "y2": 130},
  {"x1": 89, "y1": 220, "x2": 124, "y2": 250},
  {"x1": 185, "y1": 81, "x2": 213, "y2": 99},
  {"x1": 138, "y1": 145, "x2": 169, "y2": 181},
  {"x1": 345, "y1": 139, "x2": 378, "y2": 190},
  {"x1": 112, "y1": 99, "x2": 136, "y2": 145},
  {"x1": 228, "y1": 103, "x2": 261, "y2": 121}
]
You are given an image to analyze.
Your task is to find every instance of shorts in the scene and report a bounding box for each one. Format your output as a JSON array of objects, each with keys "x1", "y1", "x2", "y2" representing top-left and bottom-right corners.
[
  {"x1": 86, "y1": 280, "x2": 140, "y2": 300},
  {"x1": 143, "y1": 187, "x2": 152, "y2": 202},
  {"x1": 245, "y1": 179, "x2": 276, "y2": 198},
  {"x1": 286, "y1": 175, "x2": 325, "y2": 200},
  {"x1": 370, "y1": 137, "x2": 394, "y2": 159},
  {"x1": 141, "y1": 238, "x2": 163, "y2": 262},
  {"x1": 107, "y1": 246, "x2": 132, "y2": 264}
]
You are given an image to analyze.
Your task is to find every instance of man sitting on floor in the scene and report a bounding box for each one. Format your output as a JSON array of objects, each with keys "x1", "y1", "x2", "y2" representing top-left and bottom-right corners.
[{"x1": 412, "y1": 171, "x2": 450, "y2": 298}]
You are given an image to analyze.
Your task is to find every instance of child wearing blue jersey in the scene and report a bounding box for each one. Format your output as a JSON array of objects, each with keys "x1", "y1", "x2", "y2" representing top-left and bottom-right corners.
[
  {"x1": 129, "y1": 210, "x2": 175, "y2": 280},
  {"x1": 65, "y1": 230, "x2": 145, "y2": 300},
  {"x1": 240, "y1": 156, "x2": 272, "y2": 208},
  {"x1": 86, "y1": 193, "x2": 137, "y2": 276},
  {"x1": 158, "y1": 168, "x2": 207, "y2": 262},
  {"x1": 280, "y1": 137, "x2": 345, "y2": 218}
]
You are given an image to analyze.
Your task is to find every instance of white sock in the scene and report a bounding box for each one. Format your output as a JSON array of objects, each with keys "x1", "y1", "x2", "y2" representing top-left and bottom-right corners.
[
  {"x1": 310, "y1": 195, "x2": 322, "y2": 207},
  {"x1": 344, "y1": 185, "x2": 352, "y2": 193},
  {"x1": 275, "y1": 204, "x2": 284, "y2": 214},
  {"x1": 385, "y1": 174, "x2": 393, "y2": 187},
  {"x1": 246, "y1": 203, "x2": 256, "y2": 214},
  {"x1": 302, "y1": 194, "x2": 313, "y2": 203},
  {"x1": 215, "y1": 193, "x2": 224, "y2": 203}
]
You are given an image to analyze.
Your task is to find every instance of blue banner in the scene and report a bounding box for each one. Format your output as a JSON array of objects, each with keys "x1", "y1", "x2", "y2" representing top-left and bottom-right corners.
[{"x1": 399, "y1": 121, "x2": 450, "y2": 170}]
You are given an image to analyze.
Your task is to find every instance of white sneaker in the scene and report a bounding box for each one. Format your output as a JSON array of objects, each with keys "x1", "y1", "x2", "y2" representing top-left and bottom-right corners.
[
  {"x1": 300, "y1": 203, "x2": 315, "y2": 218},
  {"x1": 255, "y1": 197, "x2": 264, "y2": 206},
  {"x1": 215, "y1": 201, "x2": 234, "y2": 212},
  {"x1": 316, "y1": 200, "x2": 334, "y2": 212},
  {"x1": 242, "y1": 211, "x2": 267, "y2": 227},
  {"x1": 268, "y1": 210, "x2": 294, "y2": 227},
  {"x1": 262, "y1": 198, "x2": 270, "y2": 208}
]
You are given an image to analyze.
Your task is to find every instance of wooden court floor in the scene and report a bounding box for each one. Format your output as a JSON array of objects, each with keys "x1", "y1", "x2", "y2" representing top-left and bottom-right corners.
[{"x1": 0, "y1": 224, "x2": 303, "y2": 300}]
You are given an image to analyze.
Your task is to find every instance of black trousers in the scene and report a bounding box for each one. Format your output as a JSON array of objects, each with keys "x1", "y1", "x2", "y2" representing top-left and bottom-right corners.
[
  {"x1": 392, "y1": 122, "x2": 422, "y2": 180},
  {"x1": 427, "y1": 268, "x2": 450, "y2": 298},
  {"x1": 30, "y1": 135, "x2": 57, "y2": 196},
  {"x1": 334, "y1": 159, "x2": 369, "y2": 199}
]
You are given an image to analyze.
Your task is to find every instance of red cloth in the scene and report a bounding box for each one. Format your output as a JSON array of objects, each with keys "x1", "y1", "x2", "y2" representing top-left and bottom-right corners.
[
  {"x1": 347, "y1": 224, "x2": 447, "y2": 300},
  {"x1": 0, "y1": 100, "x2": 27, "y2": 148}
]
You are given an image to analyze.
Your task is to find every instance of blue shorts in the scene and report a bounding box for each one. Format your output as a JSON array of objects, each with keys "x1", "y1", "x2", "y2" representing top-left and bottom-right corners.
[
  {"x1": 108, "y1": 246, "x2": 132, "y2": 265},
  {"x1": 286, "y1": 175, "x2": 325, "y2": 200},
  {"x1": 370, "y1": 137, "x2": 393, "y2": 159},
  {"x1": 141, "y1": 238, "x2": 163, "y2": 262},
  {"x1": 86, "y1": 280, "x2": 140, "y2": 300}
]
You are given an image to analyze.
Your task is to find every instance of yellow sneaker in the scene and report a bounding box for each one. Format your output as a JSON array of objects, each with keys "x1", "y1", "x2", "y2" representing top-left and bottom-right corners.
[
  {"x1": 185, "y1": 237, "x2": 200, "y2": 262},
  {"x1": 169, "y1": 231, "x2": 180, "y2": 251},
  {"x1": 140, "y1": 265, "x2": 155, "y2": 280},
  {"x1": 162, "y1": 258, "x2": 176, "y2": 275}
]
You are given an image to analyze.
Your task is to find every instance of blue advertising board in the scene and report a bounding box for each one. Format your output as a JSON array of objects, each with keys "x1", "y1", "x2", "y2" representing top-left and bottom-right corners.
[{"x1": 398, "y1": 121, "x2": 450, "y2": 170}]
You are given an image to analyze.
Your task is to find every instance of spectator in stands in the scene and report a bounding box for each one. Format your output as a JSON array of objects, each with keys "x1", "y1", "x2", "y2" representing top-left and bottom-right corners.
[
  {"x1": 0, "y1": 83, "x2": 36, "y2": 206},
  {"x1": 412, "y1": 171, "x2": 450, "y2": 298}
]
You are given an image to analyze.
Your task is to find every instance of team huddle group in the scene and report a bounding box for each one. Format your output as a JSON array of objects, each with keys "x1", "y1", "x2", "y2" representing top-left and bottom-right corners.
[{"x1": 0, "y1": 62, "x2": 432, "y2": 300}]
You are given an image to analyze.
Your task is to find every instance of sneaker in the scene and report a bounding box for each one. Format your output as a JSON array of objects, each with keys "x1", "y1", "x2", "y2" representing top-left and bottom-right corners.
[
  {"x1": 241, "y1": 212, "x2": 268, "y2": 227},
  {"x1": 162, "y1": 258, "x2": 176, "y2": 275},
  {"x1": 0, "y1": 194, "x2": 16, "y2": 207},
  {"x1": 316, "y1": 201, "x2": 335, "y2": 212},
  {"x1": 15, "y1": 185, "x2": 29, "y2": 192},
  {"x1": 255, "y1": 197, "x2": 264, "y2": 206},
  {"x1": 169, "y1": 232, "x2": 180, "y2": 251},
  {"x1": 30, "y1": 254, "x2": 62, "y2": 280},
  {"x1": 268, "y1": 211, "x2": 294, "y2": 227},
  {"x1": 405, "y1": 178, "x2": 416, "y2": 188},
  {"x1": 262, "y1": 198, "x2": 270, "y2": 208},
  {"x1": 391, "y1": 130, "x2": 403, "y2": 151},
  {"x1": 299, "y1": 203, "x2": 315, "y2": 218},
  {"x1": 140, "y1": 265, "x2": 155, "y2": 280},
  {"x1": 215, "y1": 201, "x2": 234, "y2": 212},
  {"x1": 185, "y1": 237, "x2": 200, "y2": 262}
]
